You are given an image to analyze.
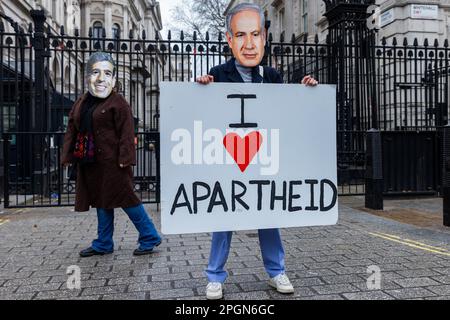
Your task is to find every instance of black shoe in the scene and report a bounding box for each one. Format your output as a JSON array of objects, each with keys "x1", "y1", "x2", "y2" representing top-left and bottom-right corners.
[
  {"x1": 133, "y1": 240, "x2": 162, "y2": 256},
  {"x1": 79, "y1": 247, "x2": 112, "y2": 258}
]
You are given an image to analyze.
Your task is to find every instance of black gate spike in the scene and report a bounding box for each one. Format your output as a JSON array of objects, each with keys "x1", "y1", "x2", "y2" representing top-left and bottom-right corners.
[
  {"x1": 445, "y1": 39, "x2": 449, "y2": 48},
  {"x1": 206, "y1": 31, "x2": 209, "y2": 41},
  {"x1": 142, "y1": 29, "x2": 146, "y2": 40},
  {"x1": 0, "y1": 21, "x2": 4, "y2": 33},
  {"x1": 303, "y1": 33, "x2": 308, "y2": 43},
  {"x1": 193, "y1": 31, "x2": 197, "y2": 41},
  {"x1": 129, "y1": 29, "x2": 134, "y2": 39},
  {"x1": 403, "y1": 37, "x2": 408, "y2": 46},
  {"x1": 434, "y1": 39, "x2": 439, "y2": 47},
  {"x1": 392, "y1": 37, "x2": 397, "y2": 46},
  {"x1": 413, "y1": 38, "x2": 418, "y2": 46},
  {"x1": 268, "y1": 33, "x2": 273, "y2": 42},
  {"x1": 166, "y1": 30, "x2": 170, "y2": 40},
  {"x1": 180, "y1": 30, "x2": 184, "y2": 41},
  {"x1": 74, "y1": 28, "x2": 79, "y2": 37},
  {"x1": 291, "y1": 33, "x2": 296, "y2": 43},
  {"x1": 60, "y1": 25, "x2": 65, "y2": 36},
  {"x1": 88, "y1": 27, "x2": 93, "y2": 37},
  {"x1": 28, "y1": 23, "x2": 33, "y2": 33},
  {"x1": 424, "y1": 38, "x2": 429, "y2": 47},
  {"x1": 102, "y1": 27, "x2": 106, "y2": 38},
  {"x1": 315, "y1": 34, "x2": 319, "y2": 44},
  {"x1": 218, "y1": 31, "x2": 222, "y2": 41}
]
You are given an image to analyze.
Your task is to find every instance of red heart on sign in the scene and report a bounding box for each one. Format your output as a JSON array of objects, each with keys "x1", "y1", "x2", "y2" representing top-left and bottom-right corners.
[{"x1": 223, "y1": 131, "x2": 263, "y2": 172}]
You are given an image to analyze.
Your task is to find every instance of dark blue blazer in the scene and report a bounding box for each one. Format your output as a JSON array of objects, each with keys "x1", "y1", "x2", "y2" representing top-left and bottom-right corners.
[{"x1": 208, "y1": 58, "x2": 283, "y2": 84}]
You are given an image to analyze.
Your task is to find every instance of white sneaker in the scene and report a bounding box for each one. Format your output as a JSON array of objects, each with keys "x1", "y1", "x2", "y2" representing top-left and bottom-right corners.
[
  {"x1": 268, "y1": 273, "x2": 294, "y2": 294},
  {"x1": 206, "y1": 282, "x2": 223, "y2": 300}
]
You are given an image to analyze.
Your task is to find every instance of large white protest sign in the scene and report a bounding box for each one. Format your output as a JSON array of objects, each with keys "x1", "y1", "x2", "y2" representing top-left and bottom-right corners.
[{"x1": 160, "y1": 82, "x2": 338, "y2": 234}]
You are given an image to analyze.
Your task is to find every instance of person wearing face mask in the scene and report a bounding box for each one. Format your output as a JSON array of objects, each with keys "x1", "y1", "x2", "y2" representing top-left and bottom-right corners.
[
  {"x1": 61, "y1": 52, "x2": 162, "y2": 257},
  {"x1": 196, "y1": 3, "x2": 318, "y2": 300}
]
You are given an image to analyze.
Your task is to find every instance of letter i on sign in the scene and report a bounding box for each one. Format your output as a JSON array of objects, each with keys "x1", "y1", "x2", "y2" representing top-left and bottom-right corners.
[{"x1": 223, "y1": 94, "x2": 263, "y2": 172}]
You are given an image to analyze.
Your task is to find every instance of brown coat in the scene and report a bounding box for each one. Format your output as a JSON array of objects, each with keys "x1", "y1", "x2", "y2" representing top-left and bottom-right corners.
[{"x1": 61, "y1": 92, "x2": 141, "y2": 212}]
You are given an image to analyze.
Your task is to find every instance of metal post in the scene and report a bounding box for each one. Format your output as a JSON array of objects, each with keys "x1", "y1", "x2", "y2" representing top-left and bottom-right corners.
[
  {"x1": 31, "y1": 10, "x2": 47, "y2": 132},
  {"x1": 2, "y1": 134, "x2": 10, "y2": 208},
  {"x1": 30, "y1": 10, "x2": 49, "y2": 197},
  {"x1": 365, "y1": 129, "x2": 383, "y2": 210},
  {"x1": 442, "y1": 125, "x2": 450, "y2": 226}
]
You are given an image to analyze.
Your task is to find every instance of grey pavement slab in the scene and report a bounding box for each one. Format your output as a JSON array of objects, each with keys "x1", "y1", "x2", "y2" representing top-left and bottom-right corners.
[{"x1": 0, "y1": 198, "x2": 449, "y2": 300}]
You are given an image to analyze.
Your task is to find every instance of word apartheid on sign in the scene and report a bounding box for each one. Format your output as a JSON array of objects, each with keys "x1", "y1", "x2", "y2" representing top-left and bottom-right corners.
[{"x1": 160, "y1": 82, "x2": 338, "y2": 234}]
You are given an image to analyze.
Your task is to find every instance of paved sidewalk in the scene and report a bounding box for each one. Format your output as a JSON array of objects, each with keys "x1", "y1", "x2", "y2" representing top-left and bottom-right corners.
[{"x1": 0, "y1": 197, "x2": 450, "y2": 300}]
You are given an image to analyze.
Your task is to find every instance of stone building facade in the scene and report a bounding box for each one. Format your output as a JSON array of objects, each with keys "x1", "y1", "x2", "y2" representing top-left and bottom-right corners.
[
  {"x1": 0, "y1": 0, "x2": 164, "y2": 131},
  {"x1": 225, "y1": 0, "x2": 450, "y2": 45}
]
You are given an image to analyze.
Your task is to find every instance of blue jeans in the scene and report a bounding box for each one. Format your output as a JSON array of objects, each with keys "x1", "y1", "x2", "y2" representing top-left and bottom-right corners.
[
  {"x1": 205, "y1": 229, "x2": 285, "y2": 283},
  {"x1": 91, "y1": 204, "x2": 161, "y2": 252}
]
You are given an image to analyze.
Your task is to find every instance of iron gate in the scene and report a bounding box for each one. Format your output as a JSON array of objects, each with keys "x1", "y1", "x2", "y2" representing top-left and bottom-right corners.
[{"x1": 1, "y1": 3, "x2": 449, "y2": 208}]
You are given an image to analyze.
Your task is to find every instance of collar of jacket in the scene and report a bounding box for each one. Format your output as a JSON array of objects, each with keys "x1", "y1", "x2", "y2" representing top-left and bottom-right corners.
[
  {"x1": 224, "y1": 57, "x2": 263, "y2": 83},
  {"x1": 73, "y1": 92, "x2": 113, "y2": 130}
]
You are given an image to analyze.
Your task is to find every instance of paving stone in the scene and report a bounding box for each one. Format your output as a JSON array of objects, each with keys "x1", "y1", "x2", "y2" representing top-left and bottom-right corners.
[
  {"x1": 268, "y1": 287, "x2": 316, "y2": 299},
  {"x1": 300, "y1": 294, "x2": 344, "y2": 300},
  {"x1": 106, "y1": 276, "x2": 148, "y2": 286},
  {"x1": 423, "y1": 296, "x2": 450, "y2": 300},
  {"x1": 102, "y1": 292, "x2": 146, "y2": 300},
  {"x1": 132, "y1": 267, "x2": 170, "y2": 276},
  {"x1": 149, "y1": 288, "x2": 195, "y2": 299},
  {"x1": 393, "y1": 277, "x2": 441, "y2": 288},
  {"x1": 150, "y1": 272, "x2": 191, "y2": 282},
  {"x1": 431, "y1": 276, "x2": 450, "y2": 284},
  {"x1": 3, "y1": 277, "x2": 51, "y2": 287},
  {"x1": 426, "y1": 285, "x2": 450, "y2": 296},
  {"x1": 173, "y1": 278, "x2": 206, "y2": 289},
  {"x1": 385, "y1": 288, "x2": 437, "y2": 299},
  {"x1": 291, "y1": 277, "x2": 325, "y2": 287},
  {"x1": 128, "y1": 281, "x2": 172, "y2": 292},
  {"x1": 15, "y1": 282, "x2": 63, "y2": 293},
  {"x1": 342, "y1": 291, "x2": 395, "y2": 300},
  {"x1": 224, "y1": 291, "x2": 271, "y2": 300},
  {"x1": 81, "y1": 285, "x2": 127, "y2": 296},
  {"x1": 59, "y1": 295, "x2": 101, "y2": 300},
  {"x1": 312, "y1": 284, "x2": 360, "y2": 295},
  {"x1": 0, "y1": 293, "x2": 37, "y2": 300},
  {"x1": 397, "y1": 269, "x2": 443, "y2": 278},
  {"x1": 321, "y1": 274, "x2": 366, "y2": 285},
  {"x1": 35, "y1": 290, "x2": 82, "y2": 300},
  {"x1": 351, "y1": 280, "x2": 402, "y2": 291}
]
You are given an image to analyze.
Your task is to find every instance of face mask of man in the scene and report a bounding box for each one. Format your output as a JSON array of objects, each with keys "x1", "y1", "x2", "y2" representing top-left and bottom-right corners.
[
  {"x1": 87, "y1": 61, "x2": 116, "y2": 99},
  {"x1": 226, "y1": 10, "x2": 265, "y2": 68}
]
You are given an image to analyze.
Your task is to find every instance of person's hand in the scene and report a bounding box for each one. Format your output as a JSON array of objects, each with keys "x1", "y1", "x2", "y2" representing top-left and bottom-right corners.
[
  {"x1": 196, "y1": 75, "x2": 214, "y2": 85},
  {"x1": 119, "y1": 164, "x2": 128, "y2": 168},
  {"x1": 301, "y1": 75, "x2": 318, "y2": 86}
]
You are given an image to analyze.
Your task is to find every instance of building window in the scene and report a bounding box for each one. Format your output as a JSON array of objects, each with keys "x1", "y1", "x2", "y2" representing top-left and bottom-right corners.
[
  {"x1": 278, "y1": 7, "x2": 285, "y2": 35},
  {"x1": 112, "y1": 23, "x2": 121, "y2": 39},
  {"x1": 93, "y1": 21, "x2": 103, "y2": 39},
  {"x1": 302, "y1": 0, "x2": 308, "y2": 33}
]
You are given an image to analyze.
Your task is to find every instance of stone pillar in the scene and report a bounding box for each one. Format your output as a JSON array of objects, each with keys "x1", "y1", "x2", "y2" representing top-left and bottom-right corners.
[
  {"x1": 105, "y1": 0, "x2": 113, "y2": 38},
  {"x1": 84, "y1": 0, "x2": 91, "y2": 37},
  {"x1": 123, "y1": 6, "x2": 129, "y2": 39}
]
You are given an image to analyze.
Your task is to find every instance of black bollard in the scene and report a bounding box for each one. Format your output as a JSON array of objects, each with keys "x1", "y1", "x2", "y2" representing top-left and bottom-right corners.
[
  {"x1": 365, "y1": 129, "x2": 383, "y2": 210},
  {"x1": 442, "y1": 125, "x2": 450, "y2": 227}
]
